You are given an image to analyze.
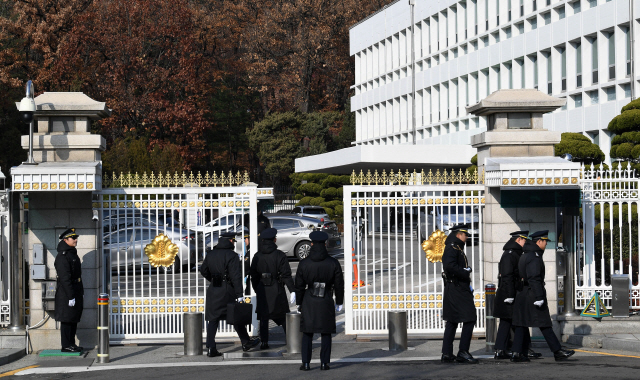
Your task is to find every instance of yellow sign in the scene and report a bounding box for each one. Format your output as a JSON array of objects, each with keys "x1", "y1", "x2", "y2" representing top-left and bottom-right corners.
[
  {"x1": 144, "y1": 234, "x2": 179, "y2": 268},
  {"x1": 422, "y1": 230, "x2": 447, "y2": 263}
]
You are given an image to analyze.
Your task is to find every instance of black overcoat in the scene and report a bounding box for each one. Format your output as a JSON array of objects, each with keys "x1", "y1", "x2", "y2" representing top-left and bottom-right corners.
[
  {"x1": 295, "y1": 244, "x2": 344, "y2": 334},
  {"x1": 493, "y1": 238, "x2": 523, "y2": 319},
  {"x1": 54, "y1": 240, "x2": 84, "y2": 323},
  {"x1": 512, "y1": 240, "x2": 553, "y2": 328},
  {"x1": 441, "y1": 234, "x2": 476, "y2": 324},
  {"x1": 200, "y1": 239, "x2": 243, "y2": 321},
  {"x1": 250, "y1": 240, "x2": 295, "y2": 319}
]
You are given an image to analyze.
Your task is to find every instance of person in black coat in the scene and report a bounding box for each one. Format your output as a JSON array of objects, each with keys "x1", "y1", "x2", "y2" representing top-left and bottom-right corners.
[
  {"x1": 243, "y1": 232, "x2": 251, "y2": 295},
  {"x1": 493, "y1": 231, "x2": 541, "y2": 359},
  {"x1": 295, "y1": 231, "x2": 344, "y2": 371},
  {"x1": 200, "y1": 232, "x2": 260, "y2": 357},
  {"x1": 441, "y1": 223, "x2": 478, "y2": 364},
  {"x1": 510, "y1": 230, "x2": 575, "y2": 362},
  {"x1": 250, "y1": 228, "x2": 295, "y2": 349},
  {"x1": 54, "y1": 228, "x2": 84, "y2": 353}
]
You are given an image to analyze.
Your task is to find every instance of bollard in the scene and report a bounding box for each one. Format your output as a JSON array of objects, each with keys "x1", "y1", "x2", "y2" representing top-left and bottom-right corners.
[
  {"x1": 183, "y1": 312, "x2": 203, "y2": 356},
  {"x1": 388, "y1": 311, "x2": 407, "y2": 351},
  {"x1": 485, "y1": 283, "x2": 497, "y2": 353},
  {"x1": 286, "y1": 312, "x2": 302, "y2": 354},
  {"x1": 97, "y1": 293, "x2": 110, "y2": 363}
]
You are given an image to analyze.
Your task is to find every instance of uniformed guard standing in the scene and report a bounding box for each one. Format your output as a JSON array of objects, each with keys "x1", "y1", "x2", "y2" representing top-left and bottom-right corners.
[
  {"x1": 493, "y1": 231, "x2": 541, "y2": 359},
  {"x1": 54, "y1": 228, "x2": 84, "y2": 353},
  {"x1": 295, "y1": 231, "x2": 344, "y2": 371},
  {"x1": 440, "y1": 223, "x2": 478, "y2": 364},
  {"x1": 510, "y1": 230, "x2": 575, "y2": 362},
  {"x1": 201, "y1": 232, "x2": 260, "y2": 357},
  {"x1": 250, "y1": 228, "x2": 296, "y2": 349},
  {"x1": 243, "y1": 232, "x2": 251, "y2": 295}
]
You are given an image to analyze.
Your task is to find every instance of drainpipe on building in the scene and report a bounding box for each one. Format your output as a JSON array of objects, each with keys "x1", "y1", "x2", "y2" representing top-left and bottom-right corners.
[
  {"x1": 410, "y1": 0, "x2": 417, "y2": 144},
  {"x1": 631, "y1": 0, "x2": 636, "y2": 100}
]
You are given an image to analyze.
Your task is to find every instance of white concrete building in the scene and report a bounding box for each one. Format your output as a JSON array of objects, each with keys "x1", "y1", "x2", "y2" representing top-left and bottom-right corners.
[{"x1": 296, "y1": 0, "x2": 638, "y2": 173}]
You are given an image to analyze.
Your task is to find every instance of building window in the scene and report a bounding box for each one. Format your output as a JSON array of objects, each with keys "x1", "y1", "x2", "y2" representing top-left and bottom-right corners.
[
  {"x1": 516, "y1": 22, "x2": 524, "y2": 35},
  {"x1": 626, "y1": 27, "x2": 632, "y2": 76},
  {"x1": 496, "y1": 0, "x2": 500, "y2": 25},
  {"x1": 533, "y1": 56, "x2": 539, "y2": 89},
  {"x1": 542, "y1": 12, "x2": 551, "y2": 26},
  {"x1": 482, "y1": 36, "x2": 489, "y2": 47},
  {"x1": 546, "y1": 52, "x2": 552, "y2": 94},
  {"x1": 608, "y1": 32, "x2": 615, "y2": 80},
  {"x1": 572, "y1": 1, "x2": 581, "y2": 14},
  {"x1": 588, "y1": 90, "x2": 599, "y2": 105},
  {"x1": 576, "y1": 42, "x2": 582, "y2": 88},
  {"x1": 518, "y1": 58, "x2": 525, "y2": 88},
  {"x1": 588, "y1": 0, "x2": 597, "y2": 8},
  {"x1": 572, "y1": 93, "x2": 583, "y2": 108},
  {"x1": 492, "y1": 31, "x2": 500, "y2": 44},
  {"x1": 474, "y1": 0, "x2": 478, "y2": 35},
  {"x1": 591, "y1": 37, "x2": 598, "y2": 84},
  {"x1": 623, "y1": 84, "x2": 631, "y2": 98},
  {"x1": 605, "y1": 87, "x2": 616, "y2": 102},
  {"x1": 557, "y1": 6, "x2": 565, "y2": 20},
  {"x1": 485, "y1": 0, "x2": 489, "y2": 31},
  {"x1": 453, "y1": 48, "x2": 458, "y2": 58},
  {"x1": 520, "y1": 0, "x2": 524, "y2": 17},
  {"x1": 529, "y1": 17, "x2": 537, "y2": 31},
  {"x1": 560, "y1": 47, "x2": 567, "y2": 92},
  {"x1": 504, "y1": 26, "x2": 512, "y2": 39},
  {"x1": 507, "y1": 63, "x2": 513, "y2": 88},
  {"x1": 508, "y1": 0, "x2": 512, "y2": 22},
  {"x1": 533, "y1": 0, "x2": 537, "y2": 12}
]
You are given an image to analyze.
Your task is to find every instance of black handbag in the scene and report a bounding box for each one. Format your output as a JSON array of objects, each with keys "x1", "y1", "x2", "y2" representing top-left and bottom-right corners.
[{"x1": 227, "y1": 301, "x2": 253, "y2": 326}]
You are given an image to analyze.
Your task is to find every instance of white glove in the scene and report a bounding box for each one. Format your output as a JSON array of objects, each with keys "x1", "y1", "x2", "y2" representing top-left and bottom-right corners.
[
  {"x1": 464, "y1": 267, "x2": 472, "y2": 272},
  {"x1": 335, "y1": 304, "x2": 343, "y2": 312},
  {"x1": 504, "y1": 298, "x2": 514, "y2": 304},
  {"x1": 290, "y1": 292, "x2": 296, "y2": 304},
  {"x1": 533, "y1": 300, "x2": 544, "y2": 307},
  {"x1": 69, "y1": 298, "x2": 76, "y2": 307},
  {"x1": 237, "y1": 297, "x2": 244, "y2": 303},
  {"x1": 469, "y1": 285, "x2": 474, "y2": 293}
]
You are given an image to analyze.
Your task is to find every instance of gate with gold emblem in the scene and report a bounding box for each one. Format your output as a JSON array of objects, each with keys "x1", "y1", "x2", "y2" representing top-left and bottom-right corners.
[
  {"x1": 95, "y1": 172, "x2": 266, "y2": 341},
  {"x1": 344, "y1": 170, "x2": 486, "y2": 335}
]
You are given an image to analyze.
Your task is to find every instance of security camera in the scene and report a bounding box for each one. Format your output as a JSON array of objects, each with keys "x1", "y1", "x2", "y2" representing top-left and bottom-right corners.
[
  {"x1": 18, "y1": 80, "x2": 36, "y2": 123},
  {"x1": 92, "y1": 210, "x2": 99, "y2": 222}
]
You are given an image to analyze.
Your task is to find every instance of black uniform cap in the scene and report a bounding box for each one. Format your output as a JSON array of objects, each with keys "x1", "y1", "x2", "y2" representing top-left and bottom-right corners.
[
  {"x1": 450, "y1": 223, "x2": 471, "y2": 237},
  {"x1": 260, "y1": 228, "x2": 277, "y2": 240},
  {"x1": 220, "y1": 231, "x2": 239, "y2": 240},
  {"x1": 309, "y1": 231, "x2": 329, "y2": 242},
  {"x1": 529, "y1": 230, "x2": 551, "y2": 241},
  {"x1": 510, "y1": 230, "x2": 529, "y2": 239},
  {"x1": 59, "y1": 228, "x2": 79, "y2": 240}
]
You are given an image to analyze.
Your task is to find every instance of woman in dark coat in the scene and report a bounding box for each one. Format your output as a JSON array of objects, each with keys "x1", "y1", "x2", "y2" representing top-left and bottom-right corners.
[
  {"x1": 295, "y1": 231, "x2": 344, "y2": 371},
  {"x1": 54, "y1": 228, "x2": 84, "y2": 352},
  {"x1": 510, "y1": 231, "x2": 575, "y2": 362},
  {"x1": 493, "y1": 231, "x2": 539, "y2": 359},
  {"x1": 441, "y1": 224, "x2": 477, "y2": 364},
  {"x1": 250, "y1": 228, "x2": 295, "y2": 349},
  {"x1": 200, "y1": 232, "x2": 259, "y2": 357}
]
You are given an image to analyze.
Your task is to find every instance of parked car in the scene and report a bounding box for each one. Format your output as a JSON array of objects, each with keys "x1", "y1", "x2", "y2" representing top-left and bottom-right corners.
[
  {"x1": 434, "y1": 206, "x2": 480, "y2": 240},
  {"x1": 264, "y1": 214, "x2": 341, "y2": 259},
  {"x1": 104, "y1": 226, "x2": 199, "y2": 273},
  {"x1": 291, "y1": 206, "x2": 330, "y2": 221},
  {"x1": 102, "y1": 211, "x2": 159, "y2": 235},
  {"x1": 189, "y1": 214, "x2": 244, "y2": 236}
]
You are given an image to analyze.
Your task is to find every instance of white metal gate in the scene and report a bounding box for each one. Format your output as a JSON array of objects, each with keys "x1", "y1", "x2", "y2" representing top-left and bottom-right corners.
[
  {"x1": 95, "y1": 176, "x2": 261, "y2": 341},
  {"x1": 577, "y1": 166, "x2": 640, "y2": 309},
  {"x1": 344, "y1": 171, "x2": 485, "y2": 335}
]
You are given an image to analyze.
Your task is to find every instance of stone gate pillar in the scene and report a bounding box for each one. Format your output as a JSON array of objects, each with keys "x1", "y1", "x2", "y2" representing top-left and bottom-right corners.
[
  {"x1": 467, "y1": 89, "x2": 579, "y2": 339},
  {"x1": 11, "y1": 92, "x2": 109, "y2": 350}
]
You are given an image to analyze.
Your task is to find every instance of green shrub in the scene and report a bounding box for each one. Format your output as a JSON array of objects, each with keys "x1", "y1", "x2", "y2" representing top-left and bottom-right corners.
[
  {"x1": 309, "y1": 197, "x2": 326, "y2": 206},
  {"x1": 320, "y1": 187, "x2": 337, "y2": 199},
  {"x1": 297, "y1": 197, "x2": 312, "y2": 206},
  {"x1": 614, "y1": 142, "x2": 634, "y2": 159},
  {"x1": 608, "y1": 109, "x2": 640, "y2": 135}
]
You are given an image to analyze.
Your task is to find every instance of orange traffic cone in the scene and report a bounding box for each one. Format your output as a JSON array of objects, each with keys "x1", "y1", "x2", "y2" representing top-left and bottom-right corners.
[{"x1": 352, "y1": 248, "x2": 365, "y2": 288}]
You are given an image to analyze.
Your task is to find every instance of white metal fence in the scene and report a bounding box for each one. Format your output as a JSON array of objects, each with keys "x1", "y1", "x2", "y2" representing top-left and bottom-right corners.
[
  {"x1": 95, "y1": 186, "x2": 259, "y2": 341},
  {"x1": 577, "y1": 166, "x2": 640, "y2": 310},
  {"x1": 344, "y1": 184, "x2": 486, "y2": 335}
]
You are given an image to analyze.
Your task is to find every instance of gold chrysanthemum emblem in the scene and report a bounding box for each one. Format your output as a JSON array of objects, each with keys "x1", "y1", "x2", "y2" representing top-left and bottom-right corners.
[
  {"x1": 422, "y1": 230, "x2": 446, "y2": 263},
  {"x1": 144, "y1": 234, "x2": 179, "y2": 268}
]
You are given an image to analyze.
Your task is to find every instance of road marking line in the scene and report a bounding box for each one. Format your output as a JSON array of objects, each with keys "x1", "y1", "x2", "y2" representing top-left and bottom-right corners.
[
  {"x1": 15, "y1": 355, "x2": 497, "y2": 375},
  {"x1": 574, "y1": 349, "x2": 640, "y2": 359},
  {"x1": 0, "y1": 365, "x2": 40, "y2": 378},
  {"x1": 395, "y1": 263, "x2": 411, "y2": 271}
]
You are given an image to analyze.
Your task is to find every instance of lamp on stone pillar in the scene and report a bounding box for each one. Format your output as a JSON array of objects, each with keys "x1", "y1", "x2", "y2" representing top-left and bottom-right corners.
[{"x1": 17, "y1": 80, "x2": 37, "y2": 165}]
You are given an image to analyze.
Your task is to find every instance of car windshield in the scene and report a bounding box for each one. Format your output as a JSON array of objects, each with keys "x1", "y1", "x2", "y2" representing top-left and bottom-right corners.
[{"x1": 304, "y1": 209, "x2": 325, "y2": 214}]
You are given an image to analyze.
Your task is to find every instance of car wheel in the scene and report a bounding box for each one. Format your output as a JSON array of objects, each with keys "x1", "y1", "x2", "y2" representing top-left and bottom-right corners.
[{"x1": 295, "y1": 241, "x2": 312, "y2": 260}]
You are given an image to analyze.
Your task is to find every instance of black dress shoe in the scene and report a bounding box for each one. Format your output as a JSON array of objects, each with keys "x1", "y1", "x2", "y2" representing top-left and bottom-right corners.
[
  {"x1": 207, "y1": 348, "x2": 222, "y2": 357},
  {"x1": 242, "y1": 338, "x2": 260, "y2": 352},
  {"x1": 260, "y1": 342, "x2": 270, "y2": 350},
  {"x1": 494, "y1": 349, "x2": 511, "y2": 359},
  {"x1": 528, "y1": 349, "x2": 543, "y2": 358},
  {"x1": 510, "y1": 352, "x2": 530, "y2": 363},
  {"x1": 299, "y1": 363, "x2": 311, "y2": 371},
  {"x1": 72, "y1": 345, "x2": 84, "y2": 352},
  {"x1": 554, "y1": 349, "x2": 575, "y2": 361},
  {"x1": 456, "y1": 350, "x2": 479, "y2": 364},
  {"x1": 61, "y1": 346, "x2": 81, "y2": 353},
  {"x1": 320, "y1": 363, "x2": 330, "y2": 370},
  {"x1": 441, "y1": 353, "x2": 456, "y2": 363}
]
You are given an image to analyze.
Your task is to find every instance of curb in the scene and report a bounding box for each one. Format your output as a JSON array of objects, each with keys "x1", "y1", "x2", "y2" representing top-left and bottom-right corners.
[
  {"x1": 0, "y1": 348, "x2": 26, "y2": 367},
  {"x1": 564, "y1": 335, "x2": 640, "y2": 352}
]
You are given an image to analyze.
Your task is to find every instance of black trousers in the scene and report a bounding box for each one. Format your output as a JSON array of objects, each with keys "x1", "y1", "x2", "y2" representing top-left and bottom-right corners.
[
  {"x1": 512, "y1": 326, "x2": 561, "y2": 354},
  {"x1": 442, "y1": 321, "x2": 475, "y2": 355},
  {"x1": 60, "y1": 322, "x2": 77, "y2": 349},
  {"x1": 206, "y1": 318, "x2": 250, "y2": 350},
  {"x1": 259, "y1": 317, "x2": 286, "y2": 343},
  {"x1": 302, "y1": 333, "x2": 331, "y2": 364},
  {"x1": 495, "y1": 318, "x2": 531, "y2": 351}
]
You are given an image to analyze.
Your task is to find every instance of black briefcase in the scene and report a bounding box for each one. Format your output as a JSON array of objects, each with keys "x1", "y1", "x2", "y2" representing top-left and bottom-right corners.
[{"x1": 227, "y1": 301, "x2": 253, "y2": 326}]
